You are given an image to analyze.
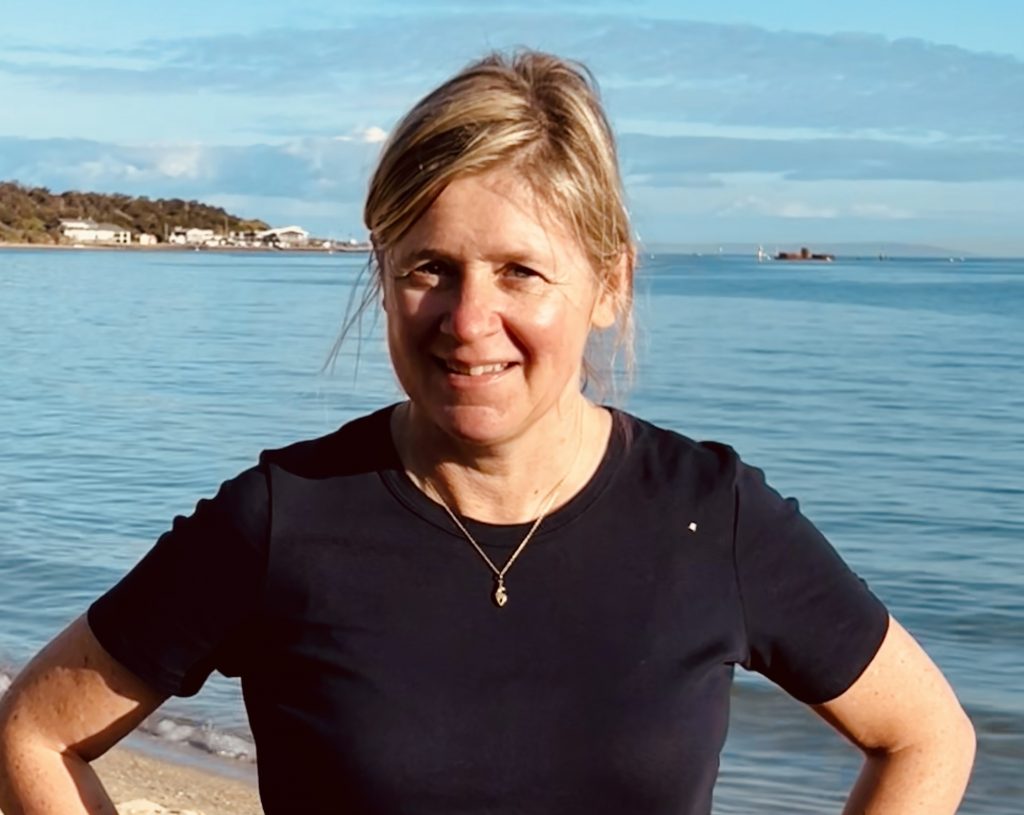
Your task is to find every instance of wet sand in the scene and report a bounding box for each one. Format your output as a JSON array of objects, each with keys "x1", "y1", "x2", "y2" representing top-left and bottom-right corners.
[{"x1": 93, "y1": 747, "x2": 261, "y2": 815}]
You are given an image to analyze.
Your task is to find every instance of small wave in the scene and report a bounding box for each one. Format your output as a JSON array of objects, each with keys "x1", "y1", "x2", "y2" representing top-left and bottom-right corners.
[{"x1": 139, "y1": 713, "x2": 256, "y2": 763}]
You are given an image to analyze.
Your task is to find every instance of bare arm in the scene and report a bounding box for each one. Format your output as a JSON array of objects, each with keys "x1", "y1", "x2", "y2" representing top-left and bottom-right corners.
[
  {"x1": 0, "y1": 615, "x2": 167, "y2": 815},
  {"x1": 814, "y1": 615, "x2": 975, "y2": 814}
]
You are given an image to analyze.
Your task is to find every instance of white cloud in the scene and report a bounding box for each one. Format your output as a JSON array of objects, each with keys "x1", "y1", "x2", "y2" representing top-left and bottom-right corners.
[
  {"x1": 777, "y1": 202, "x2": 840, "y2": 219},
  {"x1": 715, "y1": 194, "x2": 767, "y2": 216},
  {"x1": 717, "y1": 195, "x2": 839, "y2": 219},
  {"x1": 719, "y1": 198, "x2": 917, "y2": 221},
  {"x1": 849, "y1": 202, "x2": 916, "y2": 220},
  {"x1": 331, "y1": 126, "x2": 388, "y2": 144},
  {"x1": 715, "y1": 195, "x2": 919, "y2": 222},
  {"x1": 153, "y1": 145, "x2": 205, "y2": 179},
  {"x1": 75, "y1": 156, "x2": 145, "y2": 182},
  {"x1": 360, "y1": 126, "x2": 387, "y2": 144}
]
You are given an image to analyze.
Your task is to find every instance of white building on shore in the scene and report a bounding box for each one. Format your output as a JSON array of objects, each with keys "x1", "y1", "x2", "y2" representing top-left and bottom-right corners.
[
  {"x1": 59, "y1": 219, "x2": 131, "y2": 244},
  {"x1": 169, "y1": 227, "x2": 217, "y2": 245},
  {"x1": 257, "y1": 225, "x2": 309, "y2": 248}
]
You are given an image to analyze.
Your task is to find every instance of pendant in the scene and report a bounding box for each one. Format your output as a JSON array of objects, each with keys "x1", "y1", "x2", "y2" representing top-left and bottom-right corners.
[{"x1": 494, "y1": 581, "x2": 508, "y2": 608}]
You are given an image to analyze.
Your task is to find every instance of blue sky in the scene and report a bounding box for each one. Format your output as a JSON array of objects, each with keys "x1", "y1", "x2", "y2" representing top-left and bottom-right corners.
[{"x1": 2, "y1": 1, "x2": 1022, "y2": 254}]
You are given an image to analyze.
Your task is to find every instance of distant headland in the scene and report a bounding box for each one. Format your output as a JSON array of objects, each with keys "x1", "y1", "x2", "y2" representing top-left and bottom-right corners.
[
  {"x1": 0, "y1": 181, "x2": 369, "y2": 252},
  {"x1": 645, "y1": 241, "x2": 977, "y2": 259}
]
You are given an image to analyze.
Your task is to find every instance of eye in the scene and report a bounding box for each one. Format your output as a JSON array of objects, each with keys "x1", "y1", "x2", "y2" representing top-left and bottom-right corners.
[
  {"x1": 399, "y1": 260, "x2": 451, "y2": 286},
  {"x1": 506, "y1": 263, "x2": 541, "y2": 280},
  {"x1": 415, "y1": 260, "x2": 446, "y2": 276}
]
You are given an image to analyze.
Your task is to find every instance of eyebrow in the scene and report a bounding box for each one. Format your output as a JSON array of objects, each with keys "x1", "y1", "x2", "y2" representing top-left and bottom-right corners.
[
  {"x1": 394, "y1": 248, "x2": 458, "y2": 267},
  {"x1": 394, "y1": 247, "x2": 546, "y2": 268}
]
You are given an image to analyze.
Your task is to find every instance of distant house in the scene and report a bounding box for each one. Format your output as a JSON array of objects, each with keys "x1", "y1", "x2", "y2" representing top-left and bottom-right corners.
[
  {"x1": 257, "y1": 225, "x2": 309, "y2": 248},
  {"x1": 169, "y1": 227, "x2": 216, "y2": 245},
  {"x1": 59, "y1": 218, "x2": 93, "y2": 233},
  {"x1": 137, "y1": 233, "x2": 158, "y2": 246},
  {"x1": 59, "y1": 219, "x2": 131, "y2": 244},
  {"x1": 229, "y1": 230, "x2": 261, "y2": 246}
]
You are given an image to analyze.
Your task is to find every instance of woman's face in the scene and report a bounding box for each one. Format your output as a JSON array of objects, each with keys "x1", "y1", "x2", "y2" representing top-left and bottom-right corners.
[{"x1": 382, "y1": 167, "x2": 617, "y2": 449}]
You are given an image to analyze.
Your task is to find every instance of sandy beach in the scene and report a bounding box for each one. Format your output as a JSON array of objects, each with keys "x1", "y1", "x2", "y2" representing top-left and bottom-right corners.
[
  {"x1": 93, "y1": 747, "x2": 261, "y2": 815},
  {"x1": 0, "y1": 745, "x2": 262, "y2": 815}
]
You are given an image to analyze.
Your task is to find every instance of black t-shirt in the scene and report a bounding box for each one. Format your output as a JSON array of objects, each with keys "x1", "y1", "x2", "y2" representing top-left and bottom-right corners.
[{"x1": 88, "y1": 406, "x2": 889, "y2": 814}]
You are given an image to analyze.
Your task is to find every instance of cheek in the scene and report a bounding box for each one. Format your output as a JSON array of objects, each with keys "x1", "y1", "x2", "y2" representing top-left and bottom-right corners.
[
  {"x1": 513, "y1": 296, "x2": 591, "y2": 357},
  {"x1": 384, "y1": 299, "x2": 426, "y2": 372},
  {"x1": 386, "y1": 288, "x2": 437, "y2": 337},
  {"x1": 524, "y1": 297, "x2": 565, "y2": 330}
]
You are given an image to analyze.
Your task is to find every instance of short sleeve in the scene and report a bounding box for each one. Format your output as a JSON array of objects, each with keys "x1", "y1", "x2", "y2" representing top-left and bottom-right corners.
[
  {"x1": 732, "y1": 460, "x2": 889, "y2": 704},
  {"x1": 87, "y1": 465, "x2": 269, "y2": 697}
]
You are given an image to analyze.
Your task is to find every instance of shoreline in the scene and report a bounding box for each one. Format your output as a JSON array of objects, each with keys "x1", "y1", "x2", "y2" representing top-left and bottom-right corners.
[
  {"x1": 0, "y1": 241, "x2": 369, "y2": 255},
  {"x1": 91, "y1": 737, "x2": 261, "y2": 815}
]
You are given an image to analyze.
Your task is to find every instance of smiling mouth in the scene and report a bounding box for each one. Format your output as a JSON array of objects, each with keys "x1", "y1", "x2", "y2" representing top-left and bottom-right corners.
[{"x1": 437, "y1": 359, "x2": 514, "y2": 377}]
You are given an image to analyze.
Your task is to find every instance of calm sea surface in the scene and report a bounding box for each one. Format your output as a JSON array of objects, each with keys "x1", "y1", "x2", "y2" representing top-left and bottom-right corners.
[{"x1": 1, "y1": 248, "x2": 1021, "y2": 812}]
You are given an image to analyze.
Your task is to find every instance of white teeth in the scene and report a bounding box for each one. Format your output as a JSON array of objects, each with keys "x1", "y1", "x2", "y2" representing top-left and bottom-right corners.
[{"x1": 446, "y1": 361, "x2": 509, "y2": 376}]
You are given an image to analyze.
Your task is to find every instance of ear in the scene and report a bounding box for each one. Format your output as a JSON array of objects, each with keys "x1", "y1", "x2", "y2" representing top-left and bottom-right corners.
[{"x1": 591, "y1": 251, "x2": 631, "y2": 330}]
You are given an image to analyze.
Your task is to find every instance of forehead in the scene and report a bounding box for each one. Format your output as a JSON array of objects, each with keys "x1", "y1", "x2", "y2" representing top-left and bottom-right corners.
[{"x1": 390, "y1": 168, "x2": 586, "y2": 268}]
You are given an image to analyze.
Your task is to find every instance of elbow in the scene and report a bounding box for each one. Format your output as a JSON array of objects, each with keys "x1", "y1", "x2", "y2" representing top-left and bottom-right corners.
[
  {"x1": 923, "y1": 702, "x2": 977, "y2": 799},
  {"x1": 952, "y1": 703, "x2": 977, "y2": 769},
  {"x1": 0, "y1": 698, "x2": 58, "y2": 814},
  {"x1": 0, "y1": 691, "x2": 50, "y2": 778},
  {"x1": 0, "y1": 693, "x2": 25, "y2": 792},
  {"x1": 0, "y1": 703, "x2": 20, "y2": 808},
  {"x1": 873, "y1": 700, "x2": 977, "y2": 778},
  {"x1": 0, "y1": 690, "x2": 17, "y2": 764},
  {"x1": 930, "y1": 695, "x2": 976, "y2": 767},
  {"x1": 0, "y1": 687, "x2": 33, "y2": 757}
]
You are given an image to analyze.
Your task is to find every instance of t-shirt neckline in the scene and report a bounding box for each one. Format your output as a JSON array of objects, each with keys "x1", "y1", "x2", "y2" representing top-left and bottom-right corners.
[{"x1": 379, "y1": 406, "x2": 630, "y2": 549}]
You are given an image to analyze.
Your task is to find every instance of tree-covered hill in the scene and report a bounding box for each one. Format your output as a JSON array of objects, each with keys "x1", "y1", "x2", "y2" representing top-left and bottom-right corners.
[{"x1": 0, "y1": 181, "x2": 269, "y2": 243}]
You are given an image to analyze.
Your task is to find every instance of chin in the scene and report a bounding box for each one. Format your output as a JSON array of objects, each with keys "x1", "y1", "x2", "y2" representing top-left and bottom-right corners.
[{"x1": 433, "y1": 404, "x2": 518, "y2": 446}]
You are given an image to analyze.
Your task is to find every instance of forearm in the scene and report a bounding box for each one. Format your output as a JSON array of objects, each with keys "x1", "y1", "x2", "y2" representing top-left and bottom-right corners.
[
  {"x1": 0, "y1": 739, "x2": 117, "y2": 815},
  {"x1": 843, "y1": 726, "x2": 976, "y2": 815}
]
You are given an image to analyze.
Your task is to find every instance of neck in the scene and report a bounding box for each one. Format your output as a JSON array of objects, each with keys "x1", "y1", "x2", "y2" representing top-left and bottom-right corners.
[{"x1": 393, "y1": 397, "x2": 610, "y2": 524}]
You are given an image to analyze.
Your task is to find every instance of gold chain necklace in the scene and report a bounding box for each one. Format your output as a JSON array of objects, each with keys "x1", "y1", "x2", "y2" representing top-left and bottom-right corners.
[
  {"x1": 427, "y1": 483, "x2": 563, "y2": 608},
  {"x1": 418, "y1": 417, "x2": 585, "y2": 609}
]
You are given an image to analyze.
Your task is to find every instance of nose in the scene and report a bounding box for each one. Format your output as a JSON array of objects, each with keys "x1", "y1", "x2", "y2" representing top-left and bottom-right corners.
[{"x1": 441, "y1": 274, "x2": 501, "y2": 342}]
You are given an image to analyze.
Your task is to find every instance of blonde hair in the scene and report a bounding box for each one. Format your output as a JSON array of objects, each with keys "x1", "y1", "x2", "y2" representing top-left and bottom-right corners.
[{"x1": 336, "y1": 50, "x2": 636, "y2": 394}]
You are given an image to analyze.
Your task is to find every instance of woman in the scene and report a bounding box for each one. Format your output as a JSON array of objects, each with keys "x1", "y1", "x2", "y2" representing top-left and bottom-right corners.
[{"x1": 0, "y1": 51, "x2": 974, "y2": 814}]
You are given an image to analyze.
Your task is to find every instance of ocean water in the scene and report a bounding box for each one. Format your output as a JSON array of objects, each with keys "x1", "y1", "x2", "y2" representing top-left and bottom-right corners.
[{"x1": 1, "y1": 247, "x2": 1021, "y2": 812}]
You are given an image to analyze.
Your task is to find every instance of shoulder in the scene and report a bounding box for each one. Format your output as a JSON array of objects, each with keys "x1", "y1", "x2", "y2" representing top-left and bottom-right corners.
[
  {"x1": 612, "y1": 410, "x2": 740, "y2": 499},
  {"x1": 259, "y1": 405, "x2": 400, "y2": 479}
]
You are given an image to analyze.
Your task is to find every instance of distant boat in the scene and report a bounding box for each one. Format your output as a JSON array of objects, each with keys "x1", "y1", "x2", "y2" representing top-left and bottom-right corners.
[
  {"x1": 775, "y1": 247, "x2": 834, "y2": 262},
  {"x1": 756, "y1": 245, "x2": 771, "y2": 262}
]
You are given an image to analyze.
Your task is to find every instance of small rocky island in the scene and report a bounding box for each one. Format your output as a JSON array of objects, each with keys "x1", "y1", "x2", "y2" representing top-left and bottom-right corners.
[{"x1": 775, "y1": 246, "x2": 835, "y2": 261}]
